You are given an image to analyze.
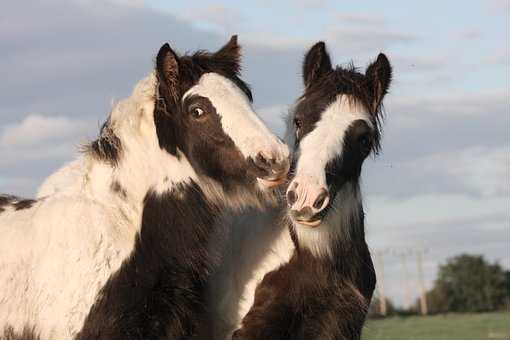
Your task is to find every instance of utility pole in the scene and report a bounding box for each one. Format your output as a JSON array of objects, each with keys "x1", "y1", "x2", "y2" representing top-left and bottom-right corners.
[
  {"x1": 416, "y1": 248, "x2": 428, "y2": 315},
  {"x1": 400, "y1": 252, "x2": 412, "y2": 310},
  {"x1": 375, "y1": 251, "x2": 387, "y2": 316}
]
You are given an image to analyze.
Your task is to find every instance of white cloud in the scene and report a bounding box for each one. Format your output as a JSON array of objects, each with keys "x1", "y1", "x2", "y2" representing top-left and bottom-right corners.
[
  {"x1": 325, "y1": 27, "x2": 416, "y2": 58},
  {"x1": 176, "y1": 4, "x2": 242, "y2": 33},
  {"x1": 434, "y1": 146, "x2": 510, "y2": 197},
  {"x1": 390, "y1": 89, "x2": 510, "y2": 122},
  {"x1": 0, "y1": 114, "x2": 89, "y2": 147},
  {"x1": 336, "y1": 13, "x2": 385, "y2": 27}
]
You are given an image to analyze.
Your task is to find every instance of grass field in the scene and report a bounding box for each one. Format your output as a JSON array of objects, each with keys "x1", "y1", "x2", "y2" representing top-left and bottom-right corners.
[{"x1": 363, "y1": 311, "x2": 510, "y2": 340}]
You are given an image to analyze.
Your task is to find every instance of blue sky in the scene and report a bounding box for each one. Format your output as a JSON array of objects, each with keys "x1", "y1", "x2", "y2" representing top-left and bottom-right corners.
[{"x1": 1, "y1": 0, "x2": 509, "y2": 306}]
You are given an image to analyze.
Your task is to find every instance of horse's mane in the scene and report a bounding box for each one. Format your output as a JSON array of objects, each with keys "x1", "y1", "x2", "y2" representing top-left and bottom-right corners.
[{"x1": 83, "y1": 73, "x2": 157, "y2": 165}]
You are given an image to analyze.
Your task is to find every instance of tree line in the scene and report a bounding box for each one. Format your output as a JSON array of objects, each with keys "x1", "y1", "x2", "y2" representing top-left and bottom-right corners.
[{"x1": 369, "y1": 254, "x2": 510, "y2": 318}]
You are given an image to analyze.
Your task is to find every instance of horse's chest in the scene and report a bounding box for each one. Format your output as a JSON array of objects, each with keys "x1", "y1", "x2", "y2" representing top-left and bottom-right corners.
[{"x1": 34, "y1": 232, "x2": 131, "y2": 338}]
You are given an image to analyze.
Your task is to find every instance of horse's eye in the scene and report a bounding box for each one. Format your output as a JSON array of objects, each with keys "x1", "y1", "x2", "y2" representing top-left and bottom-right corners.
[
  {"x1": 359, "y1": 134, "x2": 372, "y2": 149},
  {"x1": 191, "y1": 107, "x2": 205, "y2": 119}
]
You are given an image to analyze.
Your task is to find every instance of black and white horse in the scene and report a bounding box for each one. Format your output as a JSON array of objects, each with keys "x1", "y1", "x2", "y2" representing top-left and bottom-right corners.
[
  {"x1": 0, "y1": 36, "x2": 289, "y2": 340},
  {"x1": 207, "y1": 42, "x2": 392, "y2": 339}
]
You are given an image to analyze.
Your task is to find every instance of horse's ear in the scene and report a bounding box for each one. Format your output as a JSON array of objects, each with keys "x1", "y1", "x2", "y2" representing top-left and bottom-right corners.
[
  {"x1": 156, "y1": 43, "x2": 180, "y2": 102},
  {"x1": 365, "y1": 53, "x2": 392, "y2": 113},
  {"x1": 303, "y1": 41, "x2": 332, "y2": 88},
  {"x1": 214, "y1": 35, "x2": 241, "y2": 74}
]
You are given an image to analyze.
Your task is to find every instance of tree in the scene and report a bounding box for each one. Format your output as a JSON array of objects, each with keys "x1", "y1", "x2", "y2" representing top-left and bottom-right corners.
[
  {"x1": 430, "y1": 254, "x2": 506, "y2": 313},
  {"x1": 418, "y1": 285, "x2": 449, "y2": 314},
  {"x1": 367, "y1": 296, "x2": 395, "y2": 318},
  {"x1": 505, "y1": 271, "x2": 510, "y2": 296}
]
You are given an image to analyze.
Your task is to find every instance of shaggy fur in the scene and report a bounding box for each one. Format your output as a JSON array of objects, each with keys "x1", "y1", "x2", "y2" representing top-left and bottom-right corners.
[
  {"x1": 76, "y1": 182, "x2": 226, "y2": 339},
  {"x1": 0, "y1": 195, "x2": 37, "y2": 213},
  {"x1": 232, "y1": 42, "x2": 391, "y2": 340},
  {"x1": 0, "y1": 36, "x2": 288, "y2": 340},
  {"x1": 1, "y1": 326, "x2": 40, "y2": 340}
]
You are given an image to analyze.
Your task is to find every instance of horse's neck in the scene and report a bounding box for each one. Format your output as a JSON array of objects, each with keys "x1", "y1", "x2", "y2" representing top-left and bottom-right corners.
[
  {"x1": 139, "y1": 180, "x2": 225, "y2": 272},
  {"x1": 107, "y1": 116, "x2": 200, "y2": 203},
  {"x1": 293, "y1": 181, "x2": 364, "y2": 259},
  {"x1": 39, "y1": 141, "x2": 202, "y2": 232},
  {"x1": 297, "y1": 183, "x2": 375, "y2": 299}
]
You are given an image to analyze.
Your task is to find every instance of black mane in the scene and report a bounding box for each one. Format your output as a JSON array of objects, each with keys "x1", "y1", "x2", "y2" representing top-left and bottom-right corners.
[
  {"x1": 299, "y1": 64, "x2": 384, "y2": 153},
  {"x1": 178, "y1": 50, "x2": 253, "y2": 102}
]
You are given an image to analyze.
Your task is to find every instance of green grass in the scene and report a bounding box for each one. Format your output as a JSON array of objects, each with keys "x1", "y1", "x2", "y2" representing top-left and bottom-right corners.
[{"x1": 363, "y1": 311, "x2": 510, "y2": 340}]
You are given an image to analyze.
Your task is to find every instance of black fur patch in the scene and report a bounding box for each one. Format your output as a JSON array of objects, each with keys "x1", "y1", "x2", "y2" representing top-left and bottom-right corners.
[
  {"x1": 0, "y1": 195, "x2": 36, "y2": 212},
  {"x1": 153, "y1": 38, "x2": 253, "y2": 158},
  {"x1": 13, "y1": 199, "x2": 37, "y2": 211},
  {"x1": 233, "y1": 232, "x2": 375, "y2": 340},
  {"x1": 293, "y1": 43, "x2": 392, "y2": 154},
  {"x1": 86, "y1": 118, "x2": 122, "y2": 166},
  {"x1": 0, "y1": 195, "x2": 16, "y2": 207},
  {"x1": 1, "y1": 326, "x2": 40, "y2": 340},
  {"x1": 110, "y1": 181, "x2": 127, "y2": 199},
  {"x1": 77, "y1": 181, "x2": 228, "y2": 340},
  {"x1": 312, "y1": 120, "x2": 374, "y2": 222}
]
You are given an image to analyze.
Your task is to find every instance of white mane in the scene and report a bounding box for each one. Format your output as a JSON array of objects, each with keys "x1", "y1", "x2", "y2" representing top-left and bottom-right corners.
[{"x1": 40, "y1": 72, "x2": 199, "y2": 208}]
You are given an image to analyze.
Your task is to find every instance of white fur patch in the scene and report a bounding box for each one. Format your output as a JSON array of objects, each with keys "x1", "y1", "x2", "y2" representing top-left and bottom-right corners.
[
  {"x1": 183, "y1": 73, "x2": 289, "y2": 166},
  {"x1": 0, "y1": 73, "x2": 200, "y2": 339},
  {"x1": 294, "y1": 95, "x2": 372, "y2": 189},
  {"x1": 292, "y1": 182, "x2": 362, "y2": 258},
  {"x1": 204, "y1": 208, "x2": 294, "y2": 339},
  {"x1": 290, "y1": 95, "x2": 371, "y2": 257}
]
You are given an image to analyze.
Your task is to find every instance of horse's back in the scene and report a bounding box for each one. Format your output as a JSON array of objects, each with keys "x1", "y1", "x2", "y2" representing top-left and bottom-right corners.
[
  {"x1": 0, "y1": 192, "x2": 134, "y2": 339},
  {"x1": 37, "y1": 159, "x2": 84, "y2": 198}
]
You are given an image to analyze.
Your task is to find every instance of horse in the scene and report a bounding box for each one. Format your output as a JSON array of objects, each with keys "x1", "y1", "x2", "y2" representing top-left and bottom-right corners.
[
  {"x1": 207, "y1": 42, "x2": 392, "y2": 339},
  {"x1": 0, "y1": 36, "x2": 289, "y2": 340}
]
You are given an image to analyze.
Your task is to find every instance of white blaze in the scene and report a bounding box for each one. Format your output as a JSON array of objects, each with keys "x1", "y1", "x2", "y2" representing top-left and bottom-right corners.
[
  {"x1": 290, "y1": 94, "x2": 372, "y2": 258},
  {"x1": 183, "y1": 73, "x2": 288, "y2": 163},
  {"x1": 294, "y1": 95, "x2": 372, "y2": 190}
]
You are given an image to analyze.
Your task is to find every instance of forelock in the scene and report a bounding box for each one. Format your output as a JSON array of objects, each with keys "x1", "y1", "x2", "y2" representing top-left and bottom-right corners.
[
  {"x1": 297, "y1": 65, "x2": 383, "y2": 153},
  {"x1": 176, "y1": 52, "x2": 253, "y2": 102}
]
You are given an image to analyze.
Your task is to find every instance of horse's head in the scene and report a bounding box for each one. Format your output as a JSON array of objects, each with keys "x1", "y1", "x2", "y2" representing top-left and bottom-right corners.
[
  {"x1": 286, "y1": 42, "x2": 392, "y2": 234},
  {"x1": 154, "y1": 36, "x2": 289, "y2": 199}
]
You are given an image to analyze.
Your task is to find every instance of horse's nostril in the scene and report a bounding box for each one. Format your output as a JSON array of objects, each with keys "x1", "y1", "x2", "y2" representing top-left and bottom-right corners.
[
  {"x1": 287, "y1": 189, "x2": 298, "y2": 206},
  {"x1": 313, "y1": 189, "x2": 329, "y2": 210}
]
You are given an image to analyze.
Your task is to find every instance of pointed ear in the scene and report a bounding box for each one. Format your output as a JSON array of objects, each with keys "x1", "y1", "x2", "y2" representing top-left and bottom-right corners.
[
  {"x1": 303, "y1": 41, "x2": 332, "y2": 88},
  {"x1": 366, "y1": 53, "x2": 392, "y2": 113},
  {"x1": 156, "y1": 43, "x2": 180, "y2": 102},
  {"x1": 214, "y1": 35, "x2": 241, "y2": 74}
]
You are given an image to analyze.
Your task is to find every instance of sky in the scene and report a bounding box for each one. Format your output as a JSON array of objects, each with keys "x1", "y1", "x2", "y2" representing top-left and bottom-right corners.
[{"x1": 1, "y1": 0, "x2": 509, "y2": 307}]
